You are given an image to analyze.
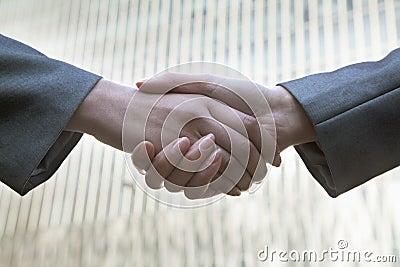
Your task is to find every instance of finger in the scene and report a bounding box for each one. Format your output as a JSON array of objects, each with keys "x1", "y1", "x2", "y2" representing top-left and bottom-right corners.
[
  {"x1": 201, "y1": 187, "x2": 219, "y2": 198},
  {"x1": 136, "y1": 73, "x2": 261, "y2": 116},
  {"x1": 138, "y1": 73, "x2": 278, "y2": 165},
  {"x1": 227, "y1": 186, "x2": 242, "y2": 196},
  {"x1": 208, "y1": 102, "x2": 277, "y2": 165},
  {"x1": 165, "y1": 138, "x2": 252, "y2": 194},
  {"x1": 164, "y1": 134, "x2": 217, "y2": 192},
  {"x1": 214, "y1": 112, "x2": 272, "y2": 182},
  {"x1": 214, "y1": 147, "x2": 255, "y2": 191},
  {"x1": 202, "y1": 180, "x2": 241, "y2": 197},
  {"x1": 136, "y1": 73, "x2": 218, "y2": 94},
  {"x1": 251, "y1": 158, "x2": 268, "y2": 183},
  {"x1": 195, "y1": 117, "x2": 267, "y2": 181},
  {"x1": 211, "y1": 172, "x2": 238, "y2": 195},
  {"x1": 272, "y1": 147, "x2": 282, "y2": 167},
  {"x1": 145, "y1": 137, "x2": 190, "y2": 189},
  {"x1": 131, "y1": 141, "x2": 155, "y2": 174},
  {"x1": 139, "y1": 74, "x2": 273, "y2": 183},
  {"x1": 204, "y1": 172, "x2": 242, "y2": 197},
  {"x1": 183, "y1": 151, "x2": 222, "y2": 200}
]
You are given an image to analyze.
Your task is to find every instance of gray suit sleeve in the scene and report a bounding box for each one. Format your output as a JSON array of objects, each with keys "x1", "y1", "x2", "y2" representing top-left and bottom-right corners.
[
  {"x1": 279, "y1": 49, "x2": 400, "y2": 197},
  {"x1": 0, "y1": 34, "x2": 102, "y2": 195}
]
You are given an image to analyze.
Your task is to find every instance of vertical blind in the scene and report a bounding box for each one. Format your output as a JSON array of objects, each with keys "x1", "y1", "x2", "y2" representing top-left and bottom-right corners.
[{"x1": 0, "y1": 0, "x2": 399, "y2": 266}]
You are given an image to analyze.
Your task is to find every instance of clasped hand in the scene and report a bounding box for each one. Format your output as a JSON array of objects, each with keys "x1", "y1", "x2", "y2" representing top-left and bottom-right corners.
[{"x1": 126, "y1": 73, "x2": 281, "y2": 200}]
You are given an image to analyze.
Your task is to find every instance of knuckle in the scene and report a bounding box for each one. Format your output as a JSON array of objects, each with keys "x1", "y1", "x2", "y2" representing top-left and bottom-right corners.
[
  {"x1": 213, "y1": 178, "x2": 232, "y2": 194},
  {"x1": 184, "y1": 188, "x2": 201, "y2": 200},
  {"x1": 242, "y1": 115, "x2": 258, "y2": 132},
  {"x1": 238, "y1": 179, "x2": 251, "y2": 191},
  {"x1": 164, "y1": 180, "x2": 182, "y2": 192},
  {"x1": 205, "y1": 79, "x2": 219, "y2": 96},
  {"x1": 161, "y1": 72, "x2": 173, "y2": 80},
  {"x1": 145, "y1": 172, "x2": 162, "y2": 189},
  {"x1": 253, "y1": 161, "x2": 268, "y2": 182}
]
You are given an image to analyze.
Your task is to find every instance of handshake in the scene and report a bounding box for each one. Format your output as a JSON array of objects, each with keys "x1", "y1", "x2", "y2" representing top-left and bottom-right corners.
[{"x1": 67, "y1": 71, "x2": 316, "y2": 201}]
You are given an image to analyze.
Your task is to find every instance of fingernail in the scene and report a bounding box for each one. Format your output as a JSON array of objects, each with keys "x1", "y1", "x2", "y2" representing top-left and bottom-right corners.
[
  {"x1": 272, "y1": 155, "x2": 282, "y2": 167},
  {"x1": 276, "y1": 156, "x2": 282, "y2": 167},
  {"x1": 176, "y1": 137, "x2": 190, "y2": 150},
  {"x1": 136, "y1": 78, "x2": 149, "y2": 88},
  {"x1": 199, "y1": 134, "x2": 215, "y2": 150},
  {"x1": 212, "y1": 149, "x2": 222, "y2": 163}
]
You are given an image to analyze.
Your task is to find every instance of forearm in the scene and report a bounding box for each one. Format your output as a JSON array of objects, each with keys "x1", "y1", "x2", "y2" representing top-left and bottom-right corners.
[
  {"x1": 65, "y1": 79, "x2": 136, "y2": 150},
  {"x1": 278, "y1": 49, "x2": 400, "y2": 196},
  {"x1": 0, "y1": 34, "x2": 103, "y2": 195}
]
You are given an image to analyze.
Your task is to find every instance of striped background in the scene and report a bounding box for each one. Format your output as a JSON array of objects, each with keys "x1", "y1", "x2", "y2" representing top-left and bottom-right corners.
[{"x1": 0, "y1": 0, "x2": 399, "y2": 266}]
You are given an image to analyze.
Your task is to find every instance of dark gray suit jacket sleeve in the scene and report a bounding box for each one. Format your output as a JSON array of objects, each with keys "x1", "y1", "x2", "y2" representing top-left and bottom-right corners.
[
  {"x1": 0, "y1": 34, "x2": 102, "y2": 195},
  {"x1": 279, "y1": 49, "x2": 400, "y2": 197}
]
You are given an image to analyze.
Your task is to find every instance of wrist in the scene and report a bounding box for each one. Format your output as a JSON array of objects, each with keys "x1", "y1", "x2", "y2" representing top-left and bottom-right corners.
[
  {"x1": 66, "y1": 78, "x2": 136, "y2": 150},
  {"x1": 262, "y1": 85, "x2": 317, "y2": 151}
]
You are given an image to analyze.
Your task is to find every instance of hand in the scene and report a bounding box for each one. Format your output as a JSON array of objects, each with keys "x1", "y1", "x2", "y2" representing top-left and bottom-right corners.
[
  {"x1": 66, "y1": 79, "x2": 271, "y2": 199},
  {"x1": 132, "y1": 135, "x2": 244, "y2": 199},
  {"x1": 130, "y1": 73, "x2": 285, "y2": 197},
  {"x1": 124, "y1": 89, "x2": 270, "y2": 197},
  {"x1": 135, "y1": 73, "x2": 317, "y2": 153},
  {"x1": 132, "y1": 72, "x2": 318, "y2": 197}
]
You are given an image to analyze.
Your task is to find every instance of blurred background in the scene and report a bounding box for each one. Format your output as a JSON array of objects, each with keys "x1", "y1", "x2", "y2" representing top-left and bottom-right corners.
[{"x1": 0, "y1": 0, "x2": 400, "y2": 266}]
